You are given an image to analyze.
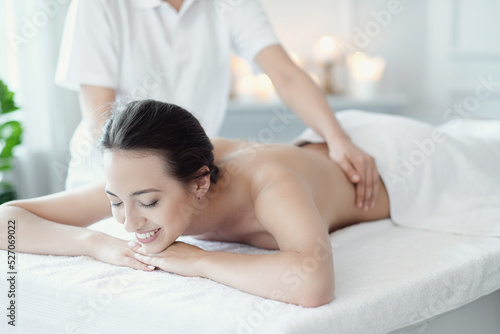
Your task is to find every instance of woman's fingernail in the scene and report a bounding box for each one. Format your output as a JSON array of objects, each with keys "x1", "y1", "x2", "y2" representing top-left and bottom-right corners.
[
  {"x1": 147, "y1": 265, "x2": 155, "y2": 270},
  {"x1": 134, "y1": 253, "x2": 141, "y2": 258},
  {"x1": 128, "y1": 241, "x2": 137, "y2": 247}
]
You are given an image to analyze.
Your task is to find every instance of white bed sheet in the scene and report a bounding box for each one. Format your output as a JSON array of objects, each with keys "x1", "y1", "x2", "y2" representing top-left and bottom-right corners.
[{"x1": 1, "y1": 218, "x2": 500, "y2": 334}]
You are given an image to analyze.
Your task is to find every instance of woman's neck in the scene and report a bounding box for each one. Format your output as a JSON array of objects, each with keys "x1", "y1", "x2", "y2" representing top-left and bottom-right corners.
[{"x1": 183, "y1": 166, "x2": 248, "y2": 238}]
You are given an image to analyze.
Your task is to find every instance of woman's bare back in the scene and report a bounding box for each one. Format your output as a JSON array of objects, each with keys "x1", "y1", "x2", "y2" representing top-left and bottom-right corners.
[{"x1": 196, "y1": 138, "x2": 390, "y2": 249}]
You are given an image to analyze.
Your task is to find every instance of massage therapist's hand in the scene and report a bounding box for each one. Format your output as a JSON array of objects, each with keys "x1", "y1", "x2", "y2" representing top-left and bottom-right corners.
[
  {"x1": 88, "y1": 232, "x2": 156, "y2": 272},
  {"x1": 129, "y1": 241, "x2": 205, "y2": 277},
  {"x1": 328, "y1": 136, "x2": 380, "y2": 211}
]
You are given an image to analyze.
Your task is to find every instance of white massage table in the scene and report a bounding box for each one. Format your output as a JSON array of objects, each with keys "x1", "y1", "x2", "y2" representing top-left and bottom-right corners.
[{"x1": 1, "y1": 217, "x2": 499, "y2": 334}]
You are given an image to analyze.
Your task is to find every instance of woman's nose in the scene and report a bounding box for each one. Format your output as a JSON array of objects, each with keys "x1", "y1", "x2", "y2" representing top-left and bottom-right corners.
[{"x1": 122, "y1": 208, "x2": 146, "y2": 233}]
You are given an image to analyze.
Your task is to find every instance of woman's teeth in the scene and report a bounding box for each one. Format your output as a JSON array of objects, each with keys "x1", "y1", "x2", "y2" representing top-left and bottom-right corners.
[{"x1": 136, "y1": 229, "x2": 159, "y2": 239}]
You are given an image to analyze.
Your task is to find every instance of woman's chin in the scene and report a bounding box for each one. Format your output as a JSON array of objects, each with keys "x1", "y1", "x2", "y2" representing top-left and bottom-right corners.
[{"x1": 140, "y1": 237, "x2": 173, "y2": 254}]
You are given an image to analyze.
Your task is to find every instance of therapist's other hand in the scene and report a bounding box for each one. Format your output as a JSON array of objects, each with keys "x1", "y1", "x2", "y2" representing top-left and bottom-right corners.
[
  {"x1": 89, "y1": 233, "x2": 156, "y2": 272},
  {"x1": 328, "y1": 137, "x2": 380, "y2": 211}
]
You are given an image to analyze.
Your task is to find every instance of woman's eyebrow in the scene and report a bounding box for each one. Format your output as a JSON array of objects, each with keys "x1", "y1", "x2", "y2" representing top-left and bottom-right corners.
[
  {"x1": 105, "y1": 190, "x2": 118, "y2": 197},
  {"x1": 130, "y1": 189, "x2": 161, "y2": 196},
  {"x1": 105, "y1": 188, "x2": 161, "y2": 198}
]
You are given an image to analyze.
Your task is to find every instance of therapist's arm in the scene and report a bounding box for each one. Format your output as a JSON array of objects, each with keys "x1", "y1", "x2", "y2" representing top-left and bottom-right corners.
[
  {"x1": 79, "y1": 84, "x2": 116, "y2": 141},
  {"x1": 255, "y1": 44, "x2": 379, "y2": 211}
]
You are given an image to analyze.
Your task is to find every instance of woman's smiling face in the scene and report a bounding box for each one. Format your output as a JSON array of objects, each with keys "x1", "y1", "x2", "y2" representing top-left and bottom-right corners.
[{"x1": 103, "y1": 150, "x2": 196, "y2": 254}]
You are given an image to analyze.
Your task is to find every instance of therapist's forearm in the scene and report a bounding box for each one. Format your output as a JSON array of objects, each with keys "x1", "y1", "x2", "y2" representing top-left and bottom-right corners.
[
  {"x1": 79, "y1": 85, "x2": 116, "y2": 141},
  {"x1": 272, "y1": 69, "x2": 349, "y2": 143}
]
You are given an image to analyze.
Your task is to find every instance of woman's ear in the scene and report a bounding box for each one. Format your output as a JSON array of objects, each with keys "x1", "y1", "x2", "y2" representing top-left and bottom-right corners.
[{"x1": 193, "y1": 166, "x2": 211, "y2": 199}]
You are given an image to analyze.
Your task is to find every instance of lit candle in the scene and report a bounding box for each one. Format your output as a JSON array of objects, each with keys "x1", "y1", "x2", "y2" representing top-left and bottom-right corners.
[
  {"x1": 313, "y1": 35, "x2": 343, "y2": 94},
  {"x1": 230, "y1": 55, "x2": 253, "y2": 100},
  {"x1": 236, "y1": 74, "x2": 257, "y2": 102},
  {"x1": 347, "y1": 52, "x2": 386, "y2": 99},
  {"x1": 314, "y1": 35, "x2": 341, "y2": 64},
  {"x1": 231, "y1": 55, "x2": 252, "y2": 77},
  {"x1": 347, "y1": 51, "x2": 386, "y2": 82}
]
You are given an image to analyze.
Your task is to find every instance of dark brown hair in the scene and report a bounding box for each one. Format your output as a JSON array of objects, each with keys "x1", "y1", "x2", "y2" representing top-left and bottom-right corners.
[{"x1": 99, "y1": 99, "x2": 220, "y2": 186}]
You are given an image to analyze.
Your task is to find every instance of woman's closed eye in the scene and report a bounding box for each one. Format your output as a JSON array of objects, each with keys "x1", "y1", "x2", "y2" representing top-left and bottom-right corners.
[
  {"x1": 110, "y1": 201, "x2": 158, "y2": 208},
  {"x1": 140, "y1": 201, "x2": 158, "y2": 208}
]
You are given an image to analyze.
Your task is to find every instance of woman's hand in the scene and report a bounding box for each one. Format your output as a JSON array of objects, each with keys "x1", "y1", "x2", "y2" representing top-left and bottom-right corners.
[
  {"x1": 328, "y1": 137, "x2": 380, "y2": 211},
  {"x1": 128, "y1": 240, "x2": 205, "y2": 277},
  {"x1": 88, "y1": 232, "x2": 156, "y2": 271}
]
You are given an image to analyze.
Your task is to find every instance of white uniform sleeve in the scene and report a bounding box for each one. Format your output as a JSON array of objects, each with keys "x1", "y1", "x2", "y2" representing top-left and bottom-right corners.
[
  {"x1": 226, "y1": 0, "x2": 280, "y2": 73},
  {"x1": 55, "y1": 0, "x2": 118, "y2": 91}
]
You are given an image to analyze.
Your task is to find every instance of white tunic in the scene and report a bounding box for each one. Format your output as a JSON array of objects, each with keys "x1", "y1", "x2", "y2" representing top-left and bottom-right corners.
[{"x1": 56, "y1": 0, "x2": 279, "y2": 136}]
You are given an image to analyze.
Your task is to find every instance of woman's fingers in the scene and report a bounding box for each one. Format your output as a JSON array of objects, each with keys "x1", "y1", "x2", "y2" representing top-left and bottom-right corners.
[
  {"x1": 128, "y1": 255, "x2": 156, "y2": 271},
  {"x1": 128, "y1": 240, "x2": 140, "y2": 251},
  {"x1": 134, "y1": 253, "x2": 159, "y2": 270},
  {"x1": 127, "y1": 241, "x2": 156, "y2": 271},
  {"x1": 128, "y1": 240, "x2": 148, "y2": 255}
]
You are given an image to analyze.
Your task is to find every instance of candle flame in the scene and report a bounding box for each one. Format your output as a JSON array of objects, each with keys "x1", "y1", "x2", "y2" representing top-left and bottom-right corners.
[{"x1": 347, "y1": 52, "x2": 386, "y2": 82}]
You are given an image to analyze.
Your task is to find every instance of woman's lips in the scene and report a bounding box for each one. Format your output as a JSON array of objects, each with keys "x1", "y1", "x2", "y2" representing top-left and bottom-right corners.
[{"x1": 135, "y1": 228, "x2": 161, "y2": 244}]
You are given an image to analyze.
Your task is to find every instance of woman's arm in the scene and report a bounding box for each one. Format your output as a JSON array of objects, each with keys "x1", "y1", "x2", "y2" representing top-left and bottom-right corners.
[
  {"x1": 255, "y1": 45, "x2": 380, "y2": 211},
  {"x1": 131, "y1": 168, "x2": 335, "y2": 307},
  {"x1": 202, "y1": 168, "x2": 335, "y2": 307},
  {"x1": 0, "y1": 181, "x2": 110, "y2": 254},
  {"x1": 5, "y1": 181, "x2": 111, "y2": 228},
  {"x1": 0, "y1": 205, "x2": 101, "y2": 257},
  {"x1": 0, "y1": 182, "x2": 154, "y2": 271}
]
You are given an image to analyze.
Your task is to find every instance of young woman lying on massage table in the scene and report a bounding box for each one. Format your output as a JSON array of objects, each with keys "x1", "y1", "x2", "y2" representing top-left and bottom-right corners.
[{"x1": 0, "y1": 100, "x2": 391, "y2": 307}]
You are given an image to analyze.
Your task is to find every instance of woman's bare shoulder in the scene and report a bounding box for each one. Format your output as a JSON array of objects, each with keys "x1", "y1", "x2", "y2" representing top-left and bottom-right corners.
[
  {"x1": 211, "y1": 138, "x2": 337, "y2": 186},
  {"x1": 211, "y1": 137, "x2": 251, "y2": 160},
  {"x1": 212, "y1": 138, "x2": 327, "y2": 173}
]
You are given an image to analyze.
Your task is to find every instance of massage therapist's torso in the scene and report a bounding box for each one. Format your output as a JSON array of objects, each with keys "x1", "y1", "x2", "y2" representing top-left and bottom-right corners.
[{"x1": 193, "y1": 138, "x2": 390, "y2": 250}]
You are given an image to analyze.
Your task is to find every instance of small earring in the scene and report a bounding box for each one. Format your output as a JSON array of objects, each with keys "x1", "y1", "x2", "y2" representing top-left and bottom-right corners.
[{"x1": 197, "y1": 196, "x2": 202, "y2": 200}]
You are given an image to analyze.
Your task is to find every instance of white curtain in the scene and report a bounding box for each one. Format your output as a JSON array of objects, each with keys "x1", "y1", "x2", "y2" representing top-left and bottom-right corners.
[{"x1": 0, "y1": 0, "x2": 81, "y2": 198}]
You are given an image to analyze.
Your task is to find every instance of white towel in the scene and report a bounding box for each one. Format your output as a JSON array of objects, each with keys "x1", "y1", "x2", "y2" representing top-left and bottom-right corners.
[{"x1": 290, "y1": 110, "x2": 500, "y2": 237}]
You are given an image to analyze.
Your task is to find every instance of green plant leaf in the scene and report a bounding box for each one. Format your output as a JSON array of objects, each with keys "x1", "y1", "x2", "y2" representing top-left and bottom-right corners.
[
  {"x1": 0, "y1": 80, "x2": 20, "y2": 115},
  {"x1": 0, "y1": 121, "x2": 23, "y2": 160},
  {"x1": 0, "y1": 79, "x2": 22, "y2": 202},
  {"x1": 0, "y1": 181, "x2": 16, "y2": 204}
]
